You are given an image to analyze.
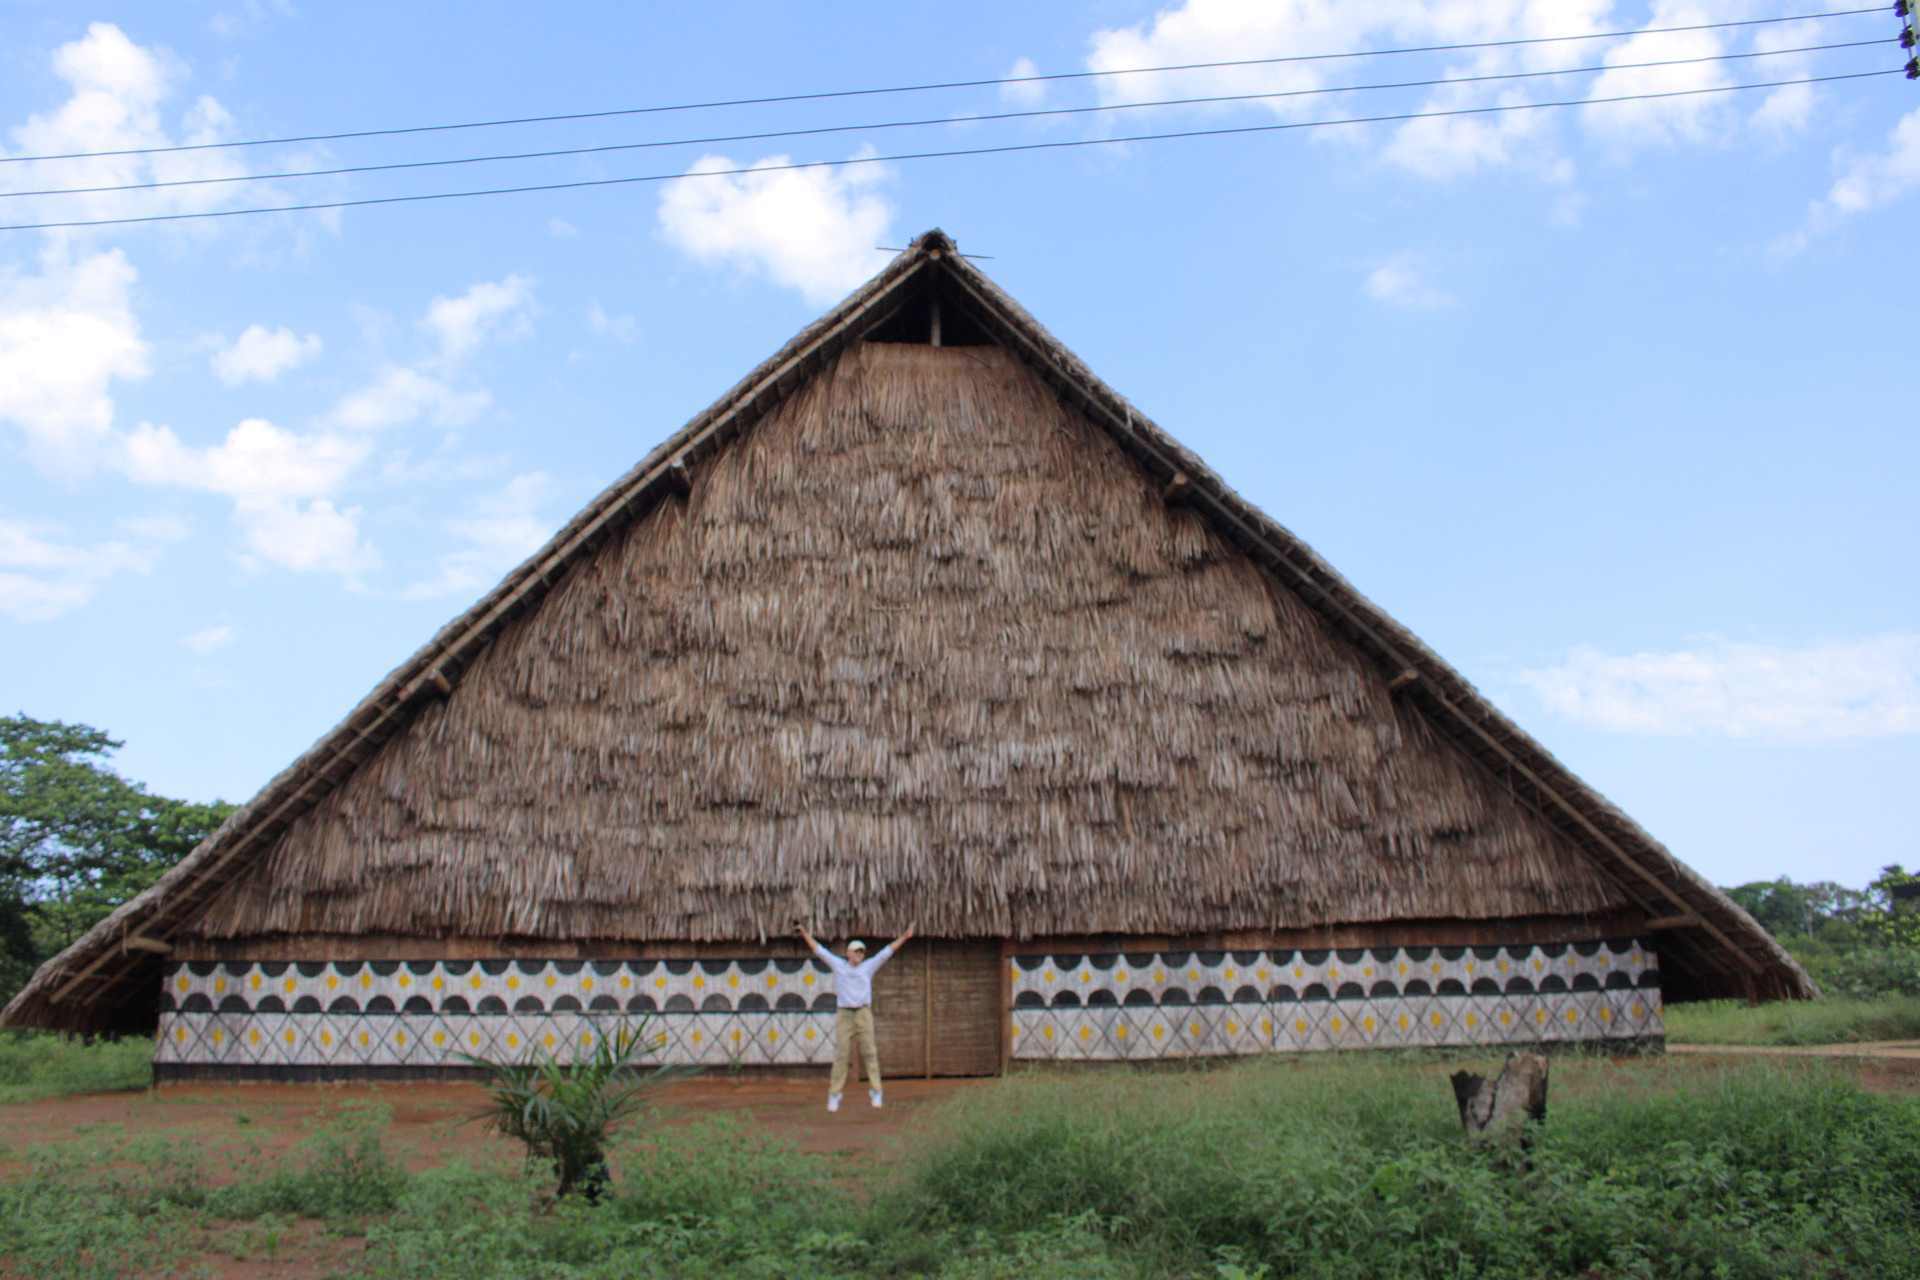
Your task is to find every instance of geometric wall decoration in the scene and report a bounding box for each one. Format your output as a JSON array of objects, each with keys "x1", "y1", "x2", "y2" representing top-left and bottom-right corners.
[
  {"x1": 154, "y1": 956, "x2": 843, "y2": 1070},
  {"x1": 151, "y1": 939, "x2": 1660, "y2": 1071},
  {"x1": 1010, "y1": 939, "x2": 1661, "y2": 1060}
]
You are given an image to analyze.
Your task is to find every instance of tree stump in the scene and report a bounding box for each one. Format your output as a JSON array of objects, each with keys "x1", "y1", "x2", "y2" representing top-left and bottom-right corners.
[{"x1": 1449, "y1": 1053, "x2": 1549, "y2": 1148}]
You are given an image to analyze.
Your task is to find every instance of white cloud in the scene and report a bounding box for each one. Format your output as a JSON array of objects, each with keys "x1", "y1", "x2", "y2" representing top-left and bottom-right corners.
[
  {"x1": 1580, "y1": 9, "x2": 1732, "y2": 150},
  {"x1": 1517, "y1": 635, "x2": 1920, "y2": 742},
  {"x1": 124, "y1": 417, "x2": 365, "y2": 499},
  {"x1": 0, "y1": 516, "x2": 161, "y2": 620},
  {"x1": 122, "y1": 418, "x2": 376, "y2": 576},
  {"x1": 423, "y1": 274, "x2": 535, "y2": 365},
  {"x1": 657, "y1": 150, "x2": 894, "y2": 305},
  {"x1": 1081, "y1": 0, "x2": 1821, "y2": 182},
  {"x1": 1774, "y1": 104, "x2": 1920, "y2": 255},
  {"x1": 0, "y1": 23, "x2": 255, "y2": 229},
  {"x1": 210, "y1": 324, "x2": 322, "y2": 385},
  {"x1": 0, "y1": 573, "x2": 94, "y2": 622},
  {"x1": 1827, "y1": 108, "x2": 1920, "y2": 215},
  {"x1": 0, "y1": 246, "x2": 147, "y2": 473},
  {"x1": 1086, "y1": 1, "x2": 1615, "y2": 179},
  {"x1": 232, "y1": 497, "x2": 375, "y2": 575},
  {"x1": 403, "y1": 471, "x2": 556, "y2": 600},
  {"x1": 327, "y1": 367, "x2": 491, "y2": 432},
  {"x1": 587, "y1": 302, "x2": 638, "y2": 344},
  {"x1": 325, "y1": 279, "x2": 522, "y2": 435},
  {"x1": 1746, "y1": 23, "x2": 1816, "y2": 137},
  {"x1": 1002, "y1": 57, "x2": 1048, "y2": 107},
  {"x1": 1363, "y1": 259, "x2": 1453, "y2": 309},
  {"x1": 182, "y1": 623, "x2": 233, "y2": 654},
  {"x1": 208, "y1": 0, "x2": 295, "y2": 40},
  {"x1": 547, "y1": 217, "x2": 579, "y2": 239}
]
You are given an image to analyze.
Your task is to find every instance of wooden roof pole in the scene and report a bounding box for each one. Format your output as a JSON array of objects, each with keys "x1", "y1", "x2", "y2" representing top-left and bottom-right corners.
[{"x1": 1646, "y1": 913, "x2": 1706, "y2": 931}]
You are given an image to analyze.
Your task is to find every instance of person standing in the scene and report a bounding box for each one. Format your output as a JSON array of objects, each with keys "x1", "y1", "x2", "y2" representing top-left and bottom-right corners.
[{"x1": 798, "y1": 922, "x2": 915, "y2": 1111}]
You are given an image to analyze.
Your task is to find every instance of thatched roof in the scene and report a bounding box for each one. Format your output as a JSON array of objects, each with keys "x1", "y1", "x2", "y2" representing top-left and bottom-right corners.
[{"x1": 3, "y1": 230, "x2": 1812, "y2": 1034}]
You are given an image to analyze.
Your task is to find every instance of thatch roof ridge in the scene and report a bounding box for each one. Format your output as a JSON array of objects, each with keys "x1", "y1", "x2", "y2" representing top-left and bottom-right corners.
[{"x1": 2, "y1": 228, "x2": 1809, "y2": 1034}]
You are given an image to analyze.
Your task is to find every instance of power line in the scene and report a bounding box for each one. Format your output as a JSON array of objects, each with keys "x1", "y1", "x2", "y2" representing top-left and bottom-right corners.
[
  {"x1": 0, "y1": 68, "x2": 1898, "y2": 234},
  {"x1": 0, "y1": 6, "x2": 1885, "y2": 166},
  {"x1": 2, "y1": 38, "x2": 1885, "y2": 201}
]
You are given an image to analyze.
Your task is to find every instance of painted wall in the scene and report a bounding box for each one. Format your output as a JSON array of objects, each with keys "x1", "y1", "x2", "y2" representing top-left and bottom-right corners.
[
  {"x1": 150, "y1": 937, "x2": 1661, "y2": 1072},
  {"x1": 1010, "y1": 939, "x2": 1660, "y2": 1059},
  {"x1": 155, "y1": 956, "x2": 842, "y2": 1070}
]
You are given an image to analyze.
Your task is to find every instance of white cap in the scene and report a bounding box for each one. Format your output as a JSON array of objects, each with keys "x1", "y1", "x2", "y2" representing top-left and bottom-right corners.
[{"x1": 847, "y1": 939, "x2": 867, "y2": 953}]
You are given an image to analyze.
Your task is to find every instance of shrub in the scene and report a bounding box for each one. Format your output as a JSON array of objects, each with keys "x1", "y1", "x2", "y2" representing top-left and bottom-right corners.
[
  {"x1": 211, "y1": 1103, "x2": 408, "y2": 1219},
  {"x1": 0, "y1": 1030, "x2": 150, "y2": 1102},
  {"x1": 462, "y1": 1018, "x2": 687, "y2": 1199},
  {"x1": 1801, "y1": 945, "x2": 1920, "y2": 999}
]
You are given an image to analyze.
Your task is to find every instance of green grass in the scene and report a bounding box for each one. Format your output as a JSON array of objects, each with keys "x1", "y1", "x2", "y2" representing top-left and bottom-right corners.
[
  {"x1": 3, "y1": 1054, "x2": 1919, "y2": 1278},
  {"x1": 1665, "y1": 995, "x2": 1920, "y2": 1046},
  {"x1": 0, "y1": 1031, "x2": 150, "y2": 1103},
  {"x1": 0, "y1": 1105, "x2": 409, "y2": 1279}
]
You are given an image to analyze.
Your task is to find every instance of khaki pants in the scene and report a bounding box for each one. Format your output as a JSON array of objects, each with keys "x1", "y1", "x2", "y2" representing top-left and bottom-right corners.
[{"x1": 830, "y1": 1005, "x2": 880, "y2": 1096}]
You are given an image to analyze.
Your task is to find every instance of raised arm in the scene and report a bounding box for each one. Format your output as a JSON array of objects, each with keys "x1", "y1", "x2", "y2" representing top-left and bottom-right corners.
[
  {"x1": 887, "y1": 923, "x2": 917, "y2": 954},
  {"x1": 797, "y1": 924, "x2": 834, "y2": 966}
]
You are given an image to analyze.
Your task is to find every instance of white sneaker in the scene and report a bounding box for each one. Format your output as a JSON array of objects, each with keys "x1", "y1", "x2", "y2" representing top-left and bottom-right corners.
[
  {"x1": 826, "y1": 1092, "x2": 841, "y2": 1113},
  {"x1": 869, "y1": 1088, "x2": 883, "y2": 1108}
]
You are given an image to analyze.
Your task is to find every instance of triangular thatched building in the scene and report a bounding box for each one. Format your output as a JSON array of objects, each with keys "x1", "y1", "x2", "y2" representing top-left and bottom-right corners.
[{"x1": 4, "y1": 231, "x2": 1810, "y2": 1078}]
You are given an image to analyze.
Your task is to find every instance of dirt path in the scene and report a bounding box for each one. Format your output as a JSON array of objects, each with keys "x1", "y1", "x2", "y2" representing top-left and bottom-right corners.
[
  {"x1": 0, "y1": 1075, "x2": 984, "y2": 1176},
  {"x1": 1672, "y1": 1040, "x2": 1920, "y2": 1060},
  {"x1": 1671, "y1": 1041, "x2": 1920, "y2": 1094}
]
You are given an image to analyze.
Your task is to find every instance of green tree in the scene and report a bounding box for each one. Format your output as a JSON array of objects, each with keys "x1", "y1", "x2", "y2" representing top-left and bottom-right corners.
[
  {"x1": 1727, "y1": 878, "x2": 1871, "y2": 941},
  {"x1": 1861, "y1": 864, "x2": 1920, "y2": 948},
  {"x1": 0, "y1": 714, "x2": 234, "y2": 999}
]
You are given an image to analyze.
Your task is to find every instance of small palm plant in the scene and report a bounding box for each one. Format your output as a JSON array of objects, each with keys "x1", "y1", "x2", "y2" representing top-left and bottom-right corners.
[{"x1": 461, "y1": 1019, "x2": 689, "y2": 1200}]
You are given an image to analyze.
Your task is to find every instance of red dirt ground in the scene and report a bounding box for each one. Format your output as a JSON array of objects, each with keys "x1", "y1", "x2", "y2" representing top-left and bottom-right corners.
[{"x1": 0, "y1": 1074, "x2": 975, "y2": 1175}]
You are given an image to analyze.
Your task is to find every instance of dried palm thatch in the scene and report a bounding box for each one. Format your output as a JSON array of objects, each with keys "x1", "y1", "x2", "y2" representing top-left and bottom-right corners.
[
  {"x1": 194, "y1": 340, "x2": 1625, "y2": 945},
  {"x1": 2, "y1": 230, "x2": 1812, "y2": 1035}
]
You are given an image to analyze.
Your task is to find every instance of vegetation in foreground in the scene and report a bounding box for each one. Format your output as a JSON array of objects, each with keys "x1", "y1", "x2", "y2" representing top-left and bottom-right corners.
[
  {"x1": 0, "y1": 1031, "x2": 148, "y2": 1104},
  {"x1": 3, "y1": 1054, "x2": 1918, "y2": 1280},
  {"x1": 1666, "y1": 994, "x2": 1920, "y2": 1046}
]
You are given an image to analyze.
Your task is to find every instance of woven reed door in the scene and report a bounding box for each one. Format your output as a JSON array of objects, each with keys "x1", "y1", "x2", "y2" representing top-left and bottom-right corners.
[
  {"x1": 870, "y1": 942, "x2": 929, "y2": 1078},
  {"x1": 928, "y1": 940, "x2": 1003, "y2": 1076},
  {"x1": 868, "y1": 941, "x2": 1003, "y2": 1077}
]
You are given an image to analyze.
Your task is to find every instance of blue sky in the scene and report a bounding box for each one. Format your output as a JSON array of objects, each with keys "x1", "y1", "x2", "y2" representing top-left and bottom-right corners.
[{"x1": 1, "y1": 2, "x2": 1914, "y2": 892}]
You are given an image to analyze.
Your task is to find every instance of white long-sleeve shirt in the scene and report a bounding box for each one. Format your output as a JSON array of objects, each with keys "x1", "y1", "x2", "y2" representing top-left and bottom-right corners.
[{"x1": 807, "y1": 939, "x2": 897, "y2": 1009}]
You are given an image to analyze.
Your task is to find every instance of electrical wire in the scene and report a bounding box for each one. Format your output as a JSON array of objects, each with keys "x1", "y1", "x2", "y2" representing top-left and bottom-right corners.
[
  {"x1": 0, "y1": 69, "x2": 1896, "y2": 237},
  {"x1": 2, "y1": 68, "x2": 1897, "y2": 234},
  {"x1": 1, "y1": 37, "x2": 1886, "y2": 201},
  {"x1": 0, "y1": 6, "x2": 1886, "y2": 166}
]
